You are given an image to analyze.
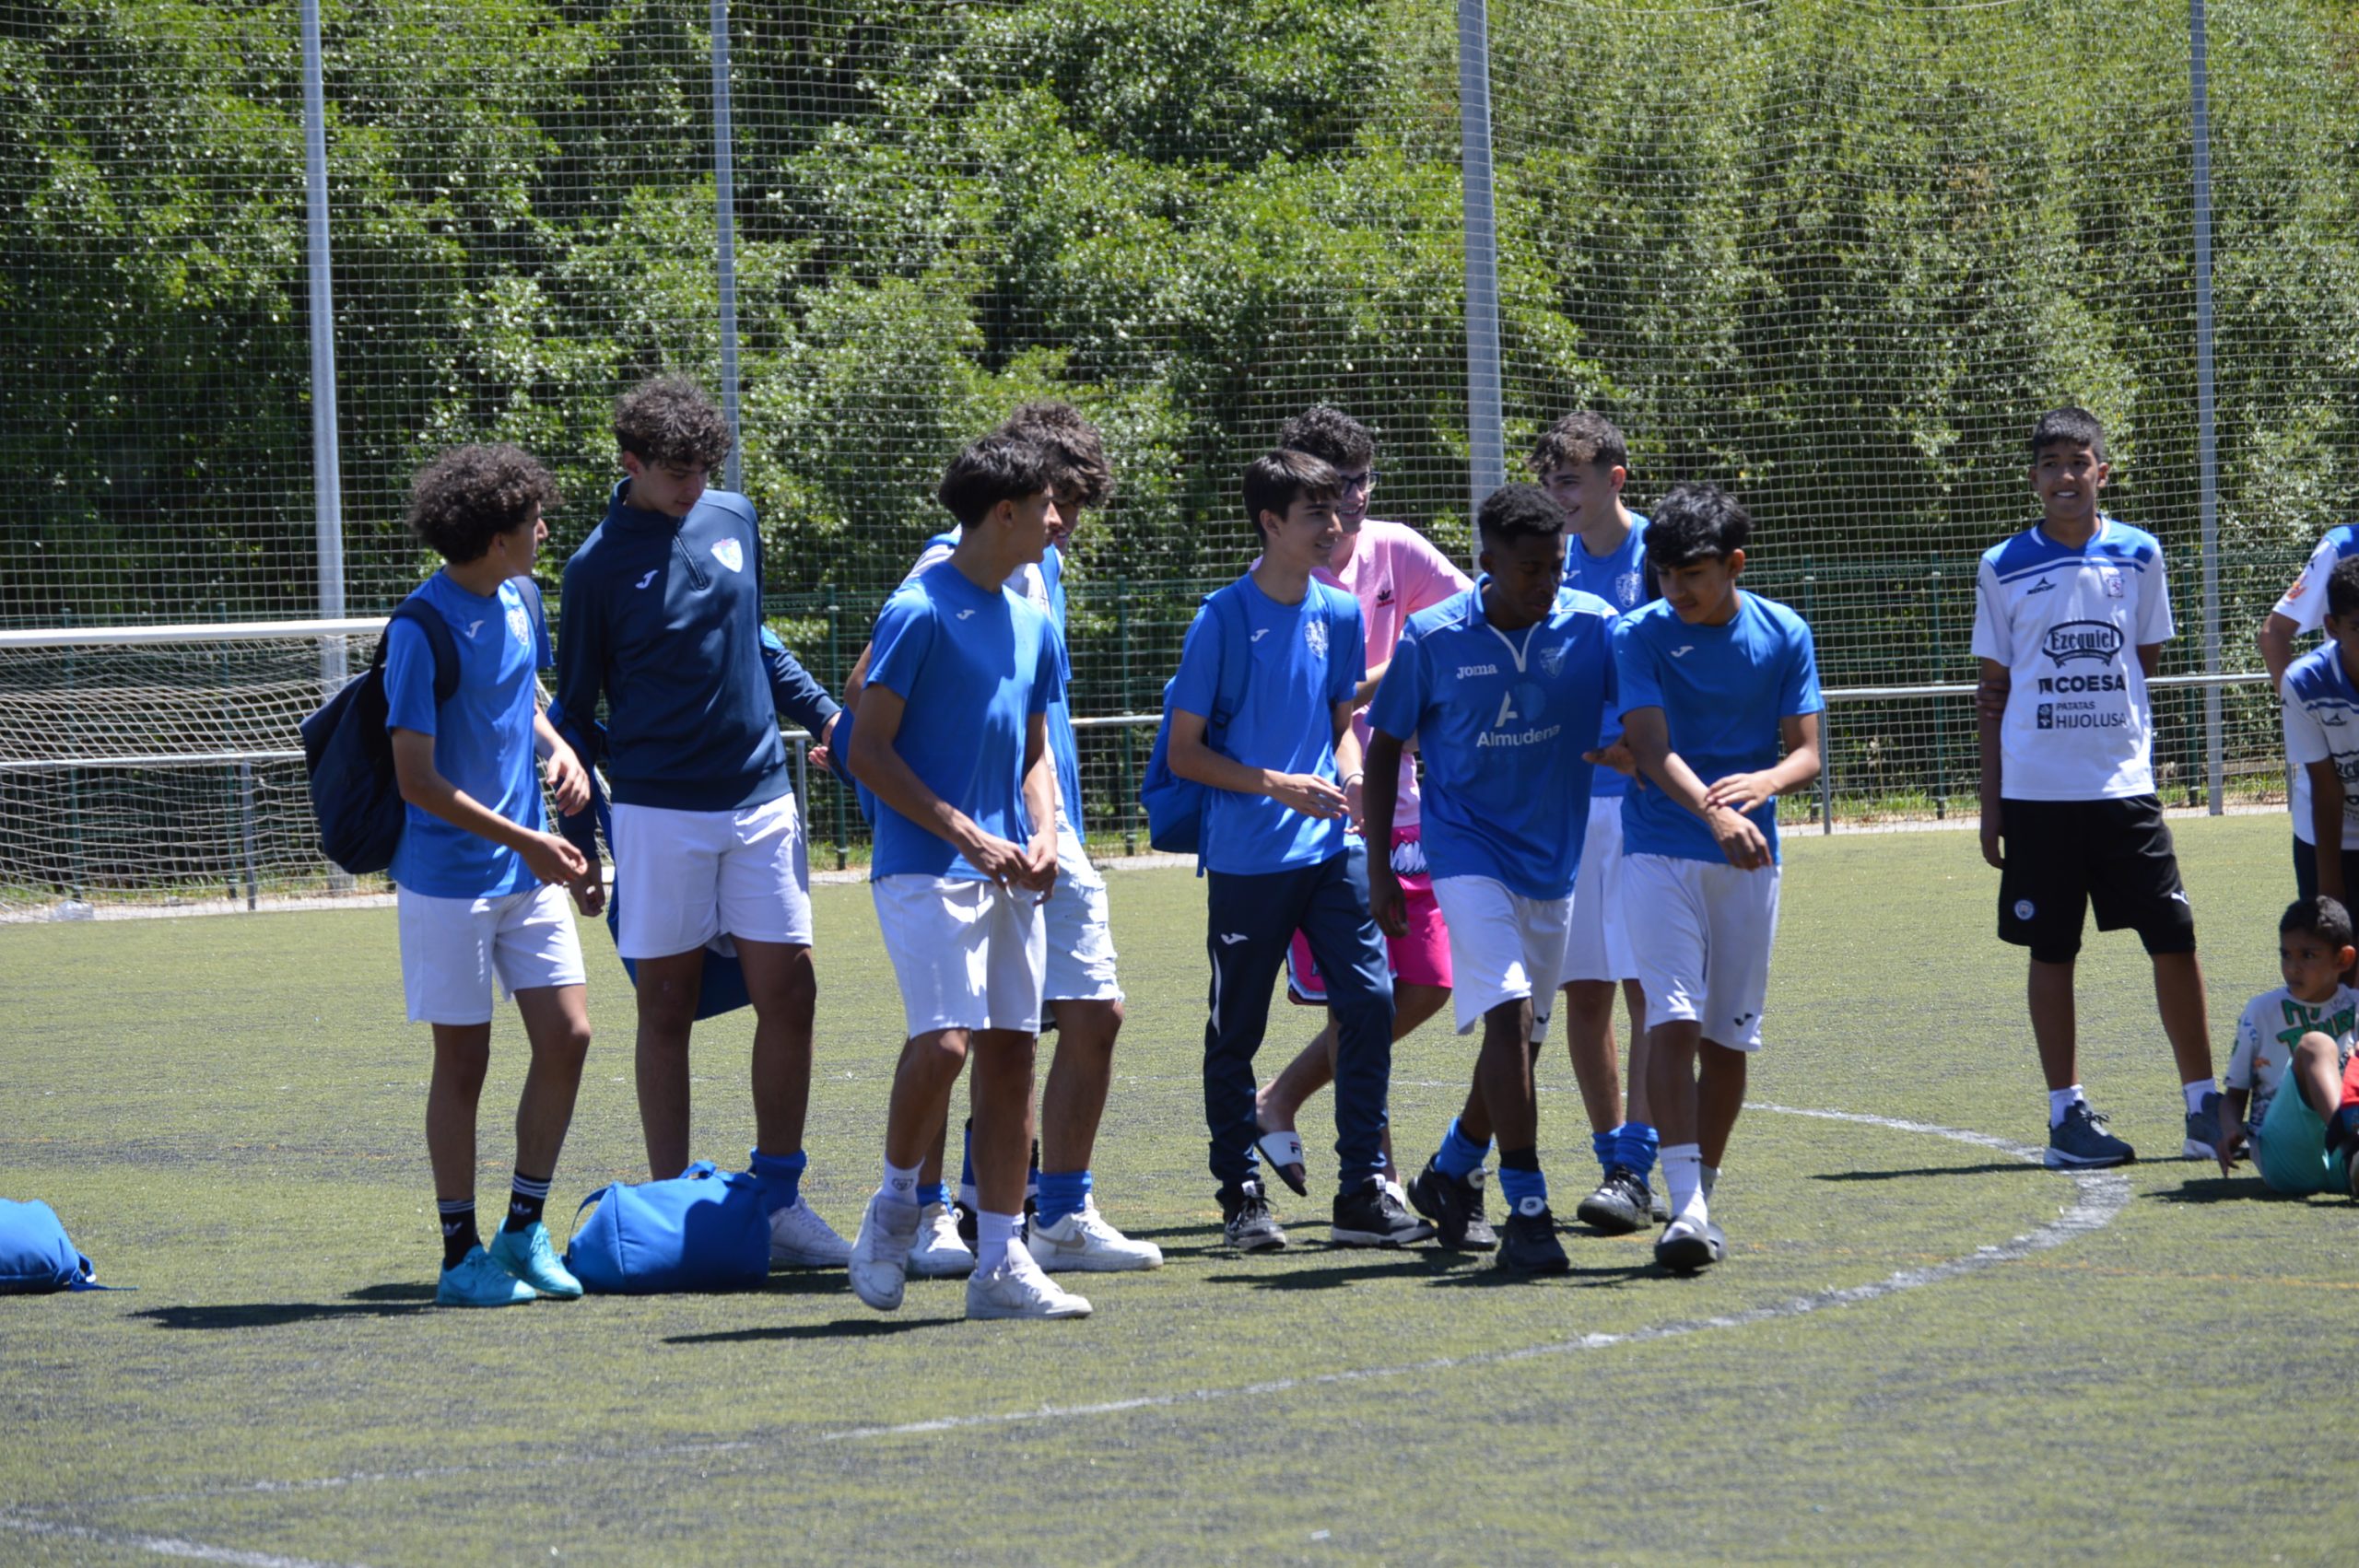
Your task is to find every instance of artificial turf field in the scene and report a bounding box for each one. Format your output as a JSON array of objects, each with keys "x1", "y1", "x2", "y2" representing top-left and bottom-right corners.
[{"x1": 2, "y1": 811, "x2": 2354, "y2": 1565}]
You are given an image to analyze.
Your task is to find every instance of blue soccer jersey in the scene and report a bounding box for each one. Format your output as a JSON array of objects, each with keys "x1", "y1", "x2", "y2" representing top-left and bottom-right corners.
[
  {"x1": 863, "y1": 560, "x2": 1062, "y2": 882},
  {"x1": 384, "y1": 571, "x2": 550, "y2": 899},
  {"x1": 2272, "y1": 523, "x2": 2359, "y2": 637},
  {"x1": 1562, "y1": 512, "x2": 1651, "y2": 801},
  {"x1": 2282, "y1": 643, "x2": 2359, "y2": 850},
  {"x1": 1169, "y1": 575, "x2": 1365, "y2": 876},
  {"x1": 1614, "y1": 593, "x2": 1823, "y2": 865},
  {"x1": 1367, "y1": 585, "x2": 1618, "y2": 899}
]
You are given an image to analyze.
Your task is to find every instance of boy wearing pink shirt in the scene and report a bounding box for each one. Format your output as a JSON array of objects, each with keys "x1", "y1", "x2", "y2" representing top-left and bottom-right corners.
[{"x1": 1254, "y1": 406, "x2": 1471, "y2": 1202}]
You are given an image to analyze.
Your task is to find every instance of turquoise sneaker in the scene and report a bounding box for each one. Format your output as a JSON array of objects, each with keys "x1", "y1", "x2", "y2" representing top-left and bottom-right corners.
[
  {"x1": 437, "y1": 1246, "x2": 536, "y2": 1307},
  {"x1": 486, "y1": 1222, "x2": 582, "y2": 1300}
]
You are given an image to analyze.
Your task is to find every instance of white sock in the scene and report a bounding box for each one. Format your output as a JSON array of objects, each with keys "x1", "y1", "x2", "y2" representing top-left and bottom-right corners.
[
  {"x1": 1661, "y1": 1143, "x2": 1707, "y2": 1226},
  {"x1": 2183, "y1": 1078, "x2": 2217, "y2": 1115},
  {"x1": 975, "y1": 1211, "x2": 1020, "y2": 1272},
  {"x1": 1700, "y1": 1164, "x2": 1719, "y2": 1201},
  {"x1": 2048, "y1": 1085, "x2": 2086, "y2": 1128},
  {"x1": 880, "y1": 1158, "x2": 921, "y2": 1208}
]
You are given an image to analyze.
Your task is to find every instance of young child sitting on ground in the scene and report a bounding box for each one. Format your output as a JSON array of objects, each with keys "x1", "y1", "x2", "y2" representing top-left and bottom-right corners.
[{"x1": 2218, "y1": 896, "x2": 2359, "y2": 1198}]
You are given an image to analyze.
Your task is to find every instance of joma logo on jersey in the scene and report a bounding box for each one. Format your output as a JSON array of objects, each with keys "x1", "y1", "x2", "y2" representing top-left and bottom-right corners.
[
  {"x1": 1456, "y1": 663, "x2": 1499, "y2": 678},
  {"x1": 2042, "y1": 620, "x2": 2123, "y2": 665}
]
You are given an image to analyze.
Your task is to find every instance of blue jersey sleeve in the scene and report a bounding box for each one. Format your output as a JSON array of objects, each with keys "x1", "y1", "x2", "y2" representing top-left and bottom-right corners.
[
  {"x1": 866, "y1": 593, "x2": 937, "y2": 703},
  {"x1": 382, "y1": 616, "x2": 441, "y2": 736},
  {"x1": 1779, "y1": 614, "x2": 1825, "y2": 717},
  {"x1": 528, "y1": 589, "x2": 553, "y2": 673},
  {"x1": 1169, "y1": 599, "x2": 1227, "y2": 721},
  {"x1": 760, "y1": 625, "x2": 841, "y2": 734},
  {"x1": 1029, "y1": 619, "x2": 1063, "y2": 715},
  {"x1": 1614, "y1": 615, "x2": 1662, "y2": 720},
  {"x1": 1366, "y1": 622, "x2": 1428, "y2": 743},
  {"x1": 553, "y1": 555, "x2": 605, "y2": 764},
  {"x1": 1328, "y1": 595, "x2": 1366, "y2": 708}
]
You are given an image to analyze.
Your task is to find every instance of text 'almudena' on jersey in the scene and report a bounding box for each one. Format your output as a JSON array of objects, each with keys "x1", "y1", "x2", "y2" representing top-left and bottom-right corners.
[
  {"x1": 1367, "y1": 586, "x2": 1618, "y2": 900},
  {"x1": 1971, "y1": 518, "x2": 2174, "y2": 802},
  {"x1": 1614, "y1": 592, "x2": 1823, "y2": 866},
  {"x1": 2281, "y1": 643, "x2": 2359, "y2": 849},
  {"x1": 2271, "y1": 523, "x2": 2359, "y2": 636},
  {"x1": 1561, "y1": 513, "x2": 1651, "y2": 802}
]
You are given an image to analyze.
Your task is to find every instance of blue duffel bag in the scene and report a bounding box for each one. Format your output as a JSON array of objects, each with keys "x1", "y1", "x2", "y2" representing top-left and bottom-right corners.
[
  {"x1": 0, "y1": 1198, "x2": 106, "y2": 1293},
  {"x1": 562, "y1": 1162, "x2": 771, "y2": 1294}
]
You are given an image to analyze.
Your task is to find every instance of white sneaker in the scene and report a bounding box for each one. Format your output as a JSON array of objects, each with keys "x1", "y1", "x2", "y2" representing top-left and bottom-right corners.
[
  {"x1": 1381, "y1": 1176, "x2": 1410, "y2": 1211},
  {"x1": 908, "y1": 1201, "x2": 976, "y2": 1279},
  {"x1": 768, "y1": 1197, "x2": 852, "y2": 1268},
  {"x1": 966, "y1": 1247, "x2": 1092, "y2": 1320},
  {"x1": 1027, "y1": 1199, "x2": 1164, "y2": 1273},
  {"x1": 847, "y1": 1192, "x2": 920, "y2": 1311}
]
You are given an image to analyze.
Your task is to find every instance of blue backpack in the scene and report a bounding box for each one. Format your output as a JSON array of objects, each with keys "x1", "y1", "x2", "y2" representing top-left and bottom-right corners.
[
  {"x1": 1139, "y1": 586, "x2": 1261, "y2": 857},
  {"x1": 562, "y1": 1162, "x2": 772, "y2": 1294},
  {"x1": 0, "y1": 1199, "x2": 106, "y2": 1293},
  {"x1": 298, "y1": 593, "x2": 464, "y2": 875}
]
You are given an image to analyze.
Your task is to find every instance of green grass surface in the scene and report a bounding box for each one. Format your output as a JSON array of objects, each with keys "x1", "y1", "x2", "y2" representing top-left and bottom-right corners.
[{"x1": 3, "y1": 813, "x2": 2354, "y2": 1564}]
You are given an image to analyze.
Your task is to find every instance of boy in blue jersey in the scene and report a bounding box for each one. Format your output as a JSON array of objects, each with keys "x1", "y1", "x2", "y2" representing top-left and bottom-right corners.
[
  {"x1": 844, "y1": 434, "x2": 1091, "y2": 1321},
  {"x1": 1974, "y1": 408, "x2": 2221, "y2": 1170},
  {"x1": 2259, "y1": 520, "x2": 2359, "y2": 693},
  {"x1": 2278, "y1": 557, "x2": 2359, "y2": 907},
  {"x1": 383, "y1": 445, "x2": 596, "y2": 1307},
  {"x1": 1168, "y1": 450, "x2": 1432, "y2": 1252},
  {"x1": 1531, "y1": 412, "x2": 1665, "y2": 1235},
  {"x1": 838, "y1": 404, "x2": 1156, "y2": 1279},
  {"x1": 1616, "y1": 483, "x2": 1823, "y2": 1271},
  {"x1": 553, "y1": 376, "x2": 849, "y2": 1266},
  {"x1": 1367, "y1": 483, "x2": 1618, "y2": 1274}
]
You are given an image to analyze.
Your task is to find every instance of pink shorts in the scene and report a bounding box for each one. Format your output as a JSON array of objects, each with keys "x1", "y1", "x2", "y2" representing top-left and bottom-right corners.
[{"x1": 1286, "y1": 827, "x2": 1453, "y2": 1003}]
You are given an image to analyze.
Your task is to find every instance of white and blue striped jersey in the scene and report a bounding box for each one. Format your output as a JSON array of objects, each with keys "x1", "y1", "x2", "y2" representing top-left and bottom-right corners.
[
  {"x1": 1970, "y1": 518, "x2": 2174, "y2": 802},
  {"x1": 2281, "y1": 642, "x2": 2359, "y2": 849},
  {"x1": 2271, "y1": 524, "x2": 2359, "y2": 636}
]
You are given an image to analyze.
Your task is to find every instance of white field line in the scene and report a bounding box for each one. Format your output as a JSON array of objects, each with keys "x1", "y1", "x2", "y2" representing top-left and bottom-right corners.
[{"x1": 0, "y1": 1513, "x2": 368, "y2": 1567}]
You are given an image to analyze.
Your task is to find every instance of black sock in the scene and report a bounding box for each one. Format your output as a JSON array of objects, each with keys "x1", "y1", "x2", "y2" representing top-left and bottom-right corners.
[
  {"x1": 502, "y1": 1169, "x2": 553, "y2": 1234},
  {"x1": 438, "y1": 1199, "x2": 479, "y2": 1270},
  {"x1": 1498, "y1": 1144, "x2": 1541, "y2": 1172}
]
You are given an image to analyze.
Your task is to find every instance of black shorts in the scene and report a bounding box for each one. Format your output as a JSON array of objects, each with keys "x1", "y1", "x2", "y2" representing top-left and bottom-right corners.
[{"x1": 1998, "y1": 796, "x2": 2196, "y2": 963}]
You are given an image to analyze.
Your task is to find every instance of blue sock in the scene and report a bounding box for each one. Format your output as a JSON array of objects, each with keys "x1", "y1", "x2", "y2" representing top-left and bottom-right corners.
[
  {"x1": 1590, "y1": 1127, "x2": 1617, "y2": 1176},
  {"x1": 748, "y1": 1147, "x2": 805, "y2": 1214},
  {"x1": 959, "y1": 1121, "x2": 977, "y2": 1193},
  {"x1": 1615, "y1": 1120, "x2": 1660, "y2": 1177},
  {"x1": 1497, "y1": 1145, "x2": 1547, "y2": 1214},
  {"x1": 916, "y1": 1181, "x2": 948, "y2": 1209},
  {"x1": 1434, "y1": 1117, "x2": 1490, "y2": 1180},
  {"x1": 1036, "y1": 1168, "x2": 1091, "y2": 1227}
]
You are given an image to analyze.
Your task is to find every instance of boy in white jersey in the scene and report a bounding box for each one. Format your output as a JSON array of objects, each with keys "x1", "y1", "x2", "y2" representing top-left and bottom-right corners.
[
  {"x1": 2218, "y1": 897, "x2": 2359, "y2": 1197},
  {"x1": 1973, "y1": 407, "x2": 2221, "y2": 1169},
  {"x1": 2276, "y1": 556, "x2": 2359, "y2": 907},
  {"x1": 1616, "y1": 484, "x2": 1823, "y2": 1271},
  {"x1": 1367, "y1": 485, "x2": 1618, "y2": 1274},
  {"x1": 2258, "y1": 520, "x2": 2359, "y2": 692},
  {"x1": 1530, "y1": 411, "x2": 1664, "y2": 1234},
  {"x1": 1253, "y1": 406, "x2": 1467, "y2": 1201},
  {"x1": 384, "y1": 446, "x2": 596, "y2": 1306},
  {"x1": 844, "y1": 434, "x2": 1088, "y2": 1321}
]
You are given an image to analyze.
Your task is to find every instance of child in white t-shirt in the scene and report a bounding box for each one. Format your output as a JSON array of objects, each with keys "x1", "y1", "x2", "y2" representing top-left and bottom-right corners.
[{"x1": 2220, "y1": 896, "x2": 2359, "y2": 1199}]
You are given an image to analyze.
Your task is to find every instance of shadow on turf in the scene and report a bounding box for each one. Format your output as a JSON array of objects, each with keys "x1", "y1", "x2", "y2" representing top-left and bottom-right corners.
[
  {"x1": 135, "y1": 1284, "x2": 438, "y2": 1331},
  {"x1": 2152, "y1": 1173, "x2": 2277, "y2": 1203},
  {"x1": 1812, "y1": 1161, "x2": 2044, "y2": 1182},
  {"x1": 664, "y1": 1318, "x2": 950, "y2": 1346}
]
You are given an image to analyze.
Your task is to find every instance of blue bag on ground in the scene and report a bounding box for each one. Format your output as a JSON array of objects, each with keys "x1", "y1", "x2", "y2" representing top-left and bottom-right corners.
[
  {"x1": 0, "y1": 1198, "x2": 104, "y2": 1293},
  {"x1": 562, "y1": 1162, "x2": 770, "y2": 1293}
]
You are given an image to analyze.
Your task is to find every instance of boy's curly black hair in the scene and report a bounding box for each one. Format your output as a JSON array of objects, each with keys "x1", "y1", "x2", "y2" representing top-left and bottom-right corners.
[
  {"x1": 614, "y1": 375, "x2": 734, "y2": 469},
  {"x1": 1001, "y1": 401, "x2": 1114, "y2": 510},
  {"x1": 406, "y1": 444, "x2": 559, "y2": 564},
  {"x1": 1276, "y1": 405, "x2": 1376, "y2": 472}
]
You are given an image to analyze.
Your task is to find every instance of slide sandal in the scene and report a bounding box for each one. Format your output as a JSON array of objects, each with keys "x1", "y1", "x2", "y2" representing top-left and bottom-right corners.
[{"x1": 1255, "y1": 1129, "x2": 1309, "y2": 1197}]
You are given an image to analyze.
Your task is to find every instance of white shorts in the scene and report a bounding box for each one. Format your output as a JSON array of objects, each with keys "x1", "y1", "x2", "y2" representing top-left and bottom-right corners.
[
  {"x1": 1623, "y1": 853, "x2": 1781, "y2": 1051},
  {"x1": 874, "y1": 875, "x2": 1047, "y2": 1036},
  {"x1": 397, "y1": 882, "x2": 585, "y2": 1025},
  {"x1": 1042, "y1": 825, "x2": 1121, "y2": 1007},
  {"x1": 1561, "y1": 795, "x2": 1638, "y2": 985},
  {"x1": 610, "y1": 790, "x2": 812, "y2": 960},
  {"x1": 1429, "y1": 876, "x2": 1573, "y2": 1038}
]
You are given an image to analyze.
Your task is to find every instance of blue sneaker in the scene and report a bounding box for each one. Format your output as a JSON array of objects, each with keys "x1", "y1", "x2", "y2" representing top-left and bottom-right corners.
[
  {"x1": 2182, "y1": 1090, "x2": 2224, "y2": 1161},
  {"x1": 437, "y1": 1245, "x2": 536, "y2": 1307},
  {"x1": 2045, "y1": 1101, "x2": 2135, "y2": 1169},
  {"x1": 487, "y1": 1222, "x2": 581, "y2": 1299}
]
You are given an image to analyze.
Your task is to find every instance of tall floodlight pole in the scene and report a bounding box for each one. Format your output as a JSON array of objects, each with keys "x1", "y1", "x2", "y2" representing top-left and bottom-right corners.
[
  {"x1": 1459, "y1": 0, "x2": 1505, "y2": 547},
  {"x1": 711, "y1": 0, "x2": 745, "y2": 494},
  {"x1": 301, "y1": 0, "x2": 346, "y2": 685},
  {"x1": 2191, "y1": 0, "x2": 2223, "y2": 813}
]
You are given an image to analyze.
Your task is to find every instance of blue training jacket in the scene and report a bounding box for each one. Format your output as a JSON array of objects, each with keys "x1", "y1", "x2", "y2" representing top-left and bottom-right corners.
[{"x1": 555, "y1": 480, "x2": 794, "y2": 812}]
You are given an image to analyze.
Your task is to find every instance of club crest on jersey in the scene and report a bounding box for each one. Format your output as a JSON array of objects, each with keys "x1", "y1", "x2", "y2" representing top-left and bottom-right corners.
[
  {"x1": 1614, "y1": 571, "x2": 1643, "y2": 607},
  {"x1": 2100, "y1": 570, "x2": 2125, "y2": 598},
  {"x1": 1305, "y1": 618, "x2": 1329, "y2": 659},
  {"x1": 710, "y1": 538, "x2": 744, "y2": 574},
  {"x1": 1539, "y1": 643, "x2": 1567, "y2": 678},
  {"x1": 2042, "y1": 620, "x2": 2122, "y2": 665},
  {"x1": 507, "y1": 605, "x2": 531, "y2": 646}
]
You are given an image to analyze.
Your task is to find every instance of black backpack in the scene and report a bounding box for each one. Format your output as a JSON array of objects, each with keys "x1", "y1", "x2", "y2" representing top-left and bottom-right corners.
[{"x1": 299, "y1": 597, "x2": 460, "y2": 875}]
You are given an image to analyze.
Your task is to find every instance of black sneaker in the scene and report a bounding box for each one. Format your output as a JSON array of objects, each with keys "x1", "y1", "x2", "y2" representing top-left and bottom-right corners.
[
  {"x1": 1573, "y1": 1164, "x2": 1652, "y2": 1235},
  {"x1": 1497, "y1": 1202, "x2": 1569, "y2": 1275},
  {"x1": 2045, "y1": 1100, "x2": 2135, "y2": 1168},
  {"x1": 1331, "y1": 1179, "x2": 1438, "y2": 1247},
  {"x1": 1406, "y1": 1156, "x2": 1498, "y2": 1250},
  {"x1": 954, "y1": 1199, "x2": 978, "y2": 1247},
  {"x1": 1654, "y1": 1215, "x2": 1726, "y2": 1272},
  {"x1": 1220, "y1": 1180, "x2": 1288, "y2": 1252}
]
